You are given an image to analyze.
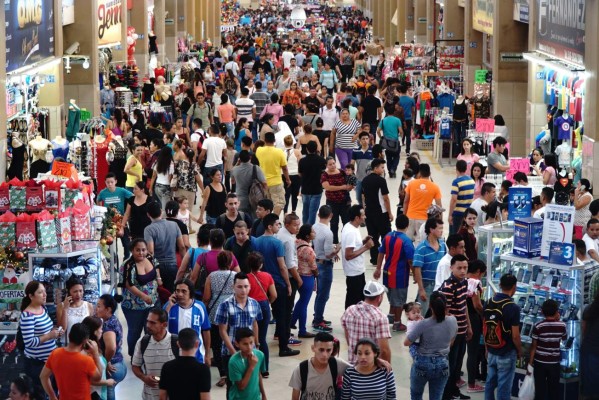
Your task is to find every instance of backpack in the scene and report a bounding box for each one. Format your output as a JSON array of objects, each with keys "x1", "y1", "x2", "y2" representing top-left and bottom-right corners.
[
  {"x1": 16, "y1": 325, "x2": 25, "y2": 352},
  {"x1": 299, "y1": 358, "x2": 340, "y2": 400},
  {"x1": 483, "y1": 296, "x2": 515, "y2": 349},
  {"x1": 248, "y1": 166, "x2": 266, "y2": 209},
  {"x1": 218, "y1": 211, "x2": 248, "y2": 229},
  {"x1": 140, "y1": 333, "x2": 179, "y2": 368}
]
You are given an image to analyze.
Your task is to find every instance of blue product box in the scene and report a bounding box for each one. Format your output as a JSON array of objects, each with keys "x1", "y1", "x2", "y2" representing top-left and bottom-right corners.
[
  {"x1": 548, "y1": 241, "x2": 575, "y2": 266},
  {"x1": 513, "y1": 217, "x2": 544, "y2": 258}
]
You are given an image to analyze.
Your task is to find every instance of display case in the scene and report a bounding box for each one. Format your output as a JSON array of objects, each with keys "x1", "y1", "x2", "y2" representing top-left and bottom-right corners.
[
  {"x1": 477, "y1": 222, "x2": 514, "y2": 277},
  {"x1": 487, "y1": 253, "x2": 584, "y2": 397}
]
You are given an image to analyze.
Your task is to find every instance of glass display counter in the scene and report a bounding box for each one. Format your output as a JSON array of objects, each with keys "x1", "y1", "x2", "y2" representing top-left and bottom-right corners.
[
  {"x1": 477, "y1": 222, "x2": 514, "y2": 277},
  {"x1": 486, "y1": 253, "x2": 583, "y2": 397}
]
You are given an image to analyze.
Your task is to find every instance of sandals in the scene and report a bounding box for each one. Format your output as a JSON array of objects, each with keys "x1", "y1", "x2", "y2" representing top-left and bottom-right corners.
[{"x1": 216, "y1": 377, "x2": 227, "y2": 387}]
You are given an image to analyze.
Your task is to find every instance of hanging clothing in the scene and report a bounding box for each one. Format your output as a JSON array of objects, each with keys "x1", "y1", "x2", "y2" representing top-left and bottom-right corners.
[
  {"x1": 66, "y1": 106, "x2": 81, "y2": 141},
  {"x1": 109, "y1": 139, "x2": 128, "y2": 187},
  {"x1": 51, "y1": 140, "x2": 70, "y2": 160},
  {"x1": 473, "y1": 95, "x2": 491, "y2": 119},
  {"x1": 30, "y1": 159, "x2": 50, "y2": 179},
  {"x1": 453, "y1": 100, "x2": 468, "y2": 121},
  {"x1": 7, "y1": 145, "x2": 26, "y2": 180},
  {"x1": 91, "y1": 140, "x2": 110, "y2": 192}
]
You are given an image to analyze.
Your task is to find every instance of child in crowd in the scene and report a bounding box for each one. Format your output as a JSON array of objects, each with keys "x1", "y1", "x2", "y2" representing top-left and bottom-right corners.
[
  {"x1": 404, "y1": 302, "x2": 424, "y2": 358},
  {"x1": 528, "y1": 299, "x2": 567, "y2": 400},
  {"x1": 458, "y1": 207, "x2": 478, "y2": 261},
  {"x1": 228, "y1": 328, "x2": 266, "y2": 400},
  {"x1": 398, "y1": 168, "x2": 414, "y2": 215},
  {"x1": 344, "y1": 164, "x2": 358, "y2": 204},
  {"x1": 176, "y1": 196, "x2": 196, "y2": 234},
  {"x1": 225, "y1": 138, "x2": 237, "y2": 193}
]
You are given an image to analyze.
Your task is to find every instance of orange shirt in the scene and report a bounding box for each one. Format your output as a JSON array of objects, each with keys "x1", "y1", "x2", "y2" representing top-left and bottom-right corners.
[
  {"x1": 218, "y1": 103, "x2": 236, "y2": 123},
  {"x1": 45, "y1": 348, "x2": 97, "y2": 400},
  {"x1": 405, "y1": 178, "x2": 442, "y2": 220}
]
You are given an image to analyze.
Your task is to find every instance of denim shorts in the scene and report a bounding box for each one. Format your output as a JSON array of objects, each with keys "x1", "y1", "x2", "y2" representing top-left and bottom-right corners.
[{"x1": 387, "y1": 287, "x2": 408, "y2": 307}]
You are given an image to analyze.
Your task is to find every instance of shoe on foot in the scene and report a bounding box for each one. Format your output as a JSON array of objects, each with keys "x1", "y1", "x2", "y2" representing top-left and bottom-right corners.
[
  {"x1": 288, "y1": 338, "x2": 302, "y2": 346},
  {"x1": 269, "y1": 318, "x2": 276, "y2": 324},
  {"x1": 298, "y1": 332, "x2": 316, "y2": 338},
  {"x1": 216, "y1": 377, "x2": 227, "y2": 387},
  {"x1": 261, "y1": 371, "x2": 270, "y2": 378},
  {"x1": 313, "y1": 322, "x2": 333, "y2": 332},
  {"x1": 279, "y1": 348, "x2": 300, "y2": 357},
  {"x1": 290, "y1": 324, "x2": 297, "y2": 330},
  {"x1": 392, "y1": 322, "x2": 407, "y2": 332},
  {"x1": 451, "y1": 390, "x2": 471, "y2": 399},
  {"x1": 466, "y1": 384, "x2": 484, "y2": 393},
  {"x1": 456, "y1": 378, "x2": 466, "y2": 388}
]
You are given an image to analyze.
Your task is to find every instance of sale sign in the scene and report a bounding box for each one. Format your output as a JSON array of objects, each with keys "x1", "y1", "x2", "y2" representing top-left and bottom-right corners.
[
  {"x1": 475, "y1": 118, "x2": 495, "y2": 133},
  {"x1": 51, "y1": 161, "x2": 75, "y2": 179}
]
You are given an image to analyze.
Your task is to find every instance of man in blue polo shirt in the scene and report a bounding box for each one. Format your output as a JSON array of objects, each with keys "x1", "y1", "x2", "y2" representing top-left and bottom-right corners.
[
  {"x1": 412, "y1": 217, "x2": 447, "y2": 316},
  {"x1": 449, "y1": 160, "x2": 475, "y2": 234}
]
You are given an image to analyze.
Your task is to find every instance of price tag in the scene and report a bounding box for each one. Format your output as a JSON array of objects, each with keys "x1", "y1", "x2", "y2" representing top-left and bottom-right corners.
[
  {"x1": 475, "y1": 118, "x2": 495, "y2": 133},
  {"x1": 51, "y1": 161, "x2": 74, "y2": 178}
]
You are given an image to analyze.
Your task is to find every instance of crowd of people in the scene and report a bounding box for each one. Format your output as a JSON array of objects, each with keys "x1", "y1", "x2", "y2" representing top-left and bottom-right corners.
[{"x1": 12, "y1": 3, "x2": 599, "y2": 400}]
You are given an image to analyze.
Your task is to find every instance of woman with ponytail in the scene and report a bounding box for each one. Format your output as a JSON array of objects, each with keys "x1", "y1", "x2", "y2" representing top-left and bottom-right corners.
[
  {"x1": 9, "y1": 375, "x2": 44, "y2": 400},
  {"x1": 96, "y1": 294, "x2": 127, "y2": 400},
  {"x1": 404, "y1": 292, "x2": 458, "y2": 400}
]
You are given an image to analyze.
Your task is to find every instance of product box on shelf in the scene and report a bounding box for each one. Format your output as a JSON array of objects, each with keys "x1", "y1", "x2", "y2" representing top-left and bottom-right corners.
[
  {"x1": 513, "y1": 217, "x2": 543, "y2": 258},
  {"x1": 548, "y1": 242, "x2": 576, "y2": 266}
]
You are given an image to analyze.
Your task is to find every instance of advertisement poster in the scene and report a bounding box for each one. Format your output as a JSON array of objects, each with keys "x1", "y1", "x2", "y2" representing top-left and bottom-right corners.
[
  {"x1": 541, "y1": 204, "x2": 574, "y2": 258},
  {"x1": 513, "y1": 0, "x2": 530, "y2": 23},
  {"x1": 98, "y1": 0, "x2": 122, "y2": 46},
  {"x1": 537, "y1": 0, "x2": 585, "y2": 65},
  {"x1": 508, "y1": 187, "x2": 532, "y2": 221},
  {"x1": 5, "y1": 0, "x2": 55, "y2": 73},
  {"x1": 472, "y1": 0, "x2": 494, "y2": 35}
]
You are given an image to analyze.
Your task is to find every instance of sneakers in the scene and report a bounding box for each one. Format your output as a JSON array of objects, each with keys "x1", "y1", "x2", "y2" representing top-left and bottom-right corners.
[
  {"x1": 456, "y1": 379, "x2": 466, "y2": 388},
  {"x1": 298, "y1": 332, "x2": 316, "y2": 338},
  {"x1": 451, "y1": 391, "x2": 471, "y2": 399},
  {"x1": 392, "y1": 322, "x2": 407, "y2": 332},
  {"x1": 288, "y1": 338, "x2": 302, "y2": 346},
  {"x1": 466, "y1": 384, "x2": 485, "y2": 393},
  {"x1": 313, "y1": 322, "x2": 333, "y2": 333},
  {"x1": 279, "y1": 348, "x2": 300, "y2": 357}
]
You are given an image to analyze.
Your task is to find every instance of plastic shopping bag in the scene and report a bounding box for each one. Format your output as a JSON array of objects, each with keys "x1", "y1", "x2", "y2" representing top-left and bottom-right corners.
[{"x1": 518, "y1": 369, "x2": 535, "y2": 400}]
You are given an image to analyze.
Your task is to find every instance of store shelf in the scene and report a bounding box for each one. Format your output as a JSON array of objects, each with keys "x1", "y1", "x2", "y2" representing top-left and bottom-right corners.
[
  {"x1": 501, "y1": 254, "x2": 585, "y2": 271},
  {"x1": 30, "y1": 241, "x2": 98, "y2": 258}
]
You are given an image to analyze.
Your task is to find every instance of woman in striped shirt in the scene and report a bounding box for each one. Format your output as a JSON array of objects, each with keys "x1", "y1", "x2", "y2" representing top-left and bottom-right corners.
[
  {"x1": 341, "y1": 338, "x2": 396, "y2": 400},
  {"x1": 19, "y1": 281, "x2": 63, "y2": 389},
  {"x1": 330, "y1": 109, "x2": 361, "y2": 170}
]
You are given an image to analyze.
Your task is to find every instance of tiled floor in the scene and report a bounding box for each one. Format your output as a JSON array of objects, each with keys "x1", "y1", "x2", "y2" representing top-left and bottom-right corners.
[{"x1": 115, "y1": 149, "x2": 485, "y2": 399}]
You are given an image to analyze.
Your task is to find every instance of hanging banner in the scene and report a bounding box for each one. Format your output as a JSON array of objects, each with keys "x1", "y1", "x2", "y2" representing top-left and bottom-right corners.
[
  {"x1": 537, "y1": 0, "x2": 585, "y2": 65},
  {"x1": 5, "y1": 0, "x2": 56, "y2": 73},
  {"x1": 98, "y1": 0, "x2": 123, "y2": 46},
  {"x1": 472, "y1": 0, "x2": 494, "y2": 35}
]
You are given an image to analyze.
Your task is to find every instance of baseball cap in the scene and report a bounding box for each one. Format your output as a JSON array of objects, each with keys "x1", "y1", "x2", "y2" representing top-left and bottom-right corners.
[{"x1": 363, "y1": 281, "x2": 387, "y2": 297}]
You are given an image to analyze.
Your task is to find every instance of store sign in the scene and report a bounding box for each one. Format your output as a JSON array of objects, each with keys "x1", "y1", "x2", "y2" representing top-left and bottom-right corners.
[
  {"x1": 5, "y1": 0, "x2": 55, "y2": 73},
  {"x1": 537, "y1": 0, "x2": 585, "y2": 65},
  {"x1": 508, "y1": 187, "x2": 532, "y2": 221},
  {"x1": 500, "y1": 52, "x2": 525, "y2": 62},
  {"x1": 540, "y1": 204, "x2": 574, "y2": 258},
  {"x1": 62, "y1": 0, "x2": 75, "y2": 26},
  {"x1": 0, "y1": 284, "x2": 25, "y2": 304},
  {"x1": 473, "y1": 0, "x2": 494, "y2": 35},
  {"x1": 513, "y1": 0, "x2": 529, "y2": 23},
  {"x1": 98, "y1": 0, "x2": 123, "y2": 46}
]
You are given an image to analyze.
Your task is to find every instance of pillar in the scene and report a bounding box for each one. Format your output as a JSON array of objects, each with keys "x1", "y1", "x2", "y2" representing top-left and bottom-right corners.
[
  {"x1": 186, "y1": 0, "x2": 196, "y2": 39},
  {"x1": 165, "y1": 0, "x2": 178, "y2": 63},
  {"x1": 491, "y1": 0, "x2": 528, "y2": 157},
  {"x1": 129, "y1": 0, "x2": 149, "y2": 76},
  {"x1": 383, "y1": 0, "x2": 392, "y2": 47},
  {"x1": 406, "y1": 0, "x2": 415, "y2": 43},
  {"x1": 373, "y1": 0, "x2": 382, "y2": 40},
  {"x1": 177, "y1": 0, "x2": 187, "y2": 38},
  {"x1": 463, "y1": 0, "x2": 483, "y2": 96},
  {"x1": 414, "y1": 0, "x2": 427, "y2": 44},
  {"x1": 206, "y1": 0, "x2": 218, "y2": 47},
  {"x1": 443, "y1": 0, "x2": 464, "y2": 41},
  {"x1": 386, "y1": 0, "x2": 402, "y2": 47},
  {"x1": 154, "y1": 0, "x2": 166, "y2": 65},
  {"x1": 195, "y1": 0, "x2": 205, "y2": 42},
  {"x1": 426, "y1": 0, "x2": 435, "y2": 44},
  {"x1": 0, "y1": 4, "x2": 6, "y2": 181},
  {"x1": 63, "y1": 0, "x2": 101, "y2": 115},
  {"x1": 112, "y1": 2, "x2": 128, "y2": 64}
]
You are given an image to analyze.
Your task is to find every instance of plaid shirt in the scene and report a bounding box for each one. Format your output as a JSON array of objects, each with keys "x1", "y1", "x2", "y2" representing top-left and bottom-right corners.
[
  {"x1": 341, "y1": 301, "x2": 391, "y2": 364},
  {"x1": 214, "y1": 296, "x2": 263, "y2": 356}
]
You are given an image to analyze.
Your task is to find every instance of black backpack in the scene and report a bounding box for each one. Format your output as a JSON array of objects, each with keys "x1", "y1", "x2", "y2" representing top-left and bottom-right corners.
[
  {"x1": 299, "y1": 358, "x2": 340, "y2": 400},
  {"x1": 483, "y1": 297, "x2": 514, "y2": 349},
  {"x1": 140, "y1": 333, "x2": 179, "y2": 362}
]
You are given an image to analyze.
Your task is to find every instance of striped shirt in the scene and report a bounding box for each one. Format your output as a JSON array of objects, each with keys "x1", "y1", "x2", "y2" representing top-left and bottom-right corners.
[
  {"x1": 250, "y1": 91, "x2": 270, "y2": 117},
  {"x1": 439, "y1": 275, "x2": 469, "y2": 335},
  {"x1": 451, "y1": 175, "x2": 475, "y2": 214},
  {"x1": 340, "y1": 366, "x2": 396, "y2": 400},
  {"x1": 413, "y1": 238, "x2": 447, "y2": 281},
  {"x1": 20, "y1": 309, "x2": 56, "y2": 361},
  {"x1": 333, "y1": 119, "x2": 361, "y2": 149},
  {"x1": 235, "y1": 97, "x2": 256, "y2": 122},
  {"x1": 132, "y1": 332, "x2": 177, "y2": 400},
  {"x1": 531, "y1": 319, "x2": 567, "y2": 364}
]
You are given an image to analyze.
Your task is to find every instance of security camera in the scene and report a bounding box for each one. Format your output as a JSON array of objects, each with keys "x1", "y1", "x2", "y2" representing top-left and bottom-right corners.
[{"x1": 65, "y1": 42, "x2": 80, "y2": 56}]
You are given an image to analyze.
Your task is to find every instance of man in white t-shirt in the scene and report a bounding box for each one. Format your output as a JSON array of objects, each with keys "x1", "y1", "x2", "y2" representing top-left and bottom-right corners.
[
  {"x1": 583, "y1": 218, "x2": 599, "y2": 263},
  {"x1": 340, "y1": 205, "x2": 375, "y2": 309},
  {"x1": 225, "y1": 56, "x2": 240, "y2": 78},
  {"x1": 282, "y1": 46, "x2": 295, "y2": 69},
  {"x1": 433, "y1": 234, "x2": 465, "y2": 290},
  {"x1": 470, "y1": 182, "x2": 496, "y2": 226},
  {"x1": 198, "y1": 124, "x2": 227, "y2": 186}
]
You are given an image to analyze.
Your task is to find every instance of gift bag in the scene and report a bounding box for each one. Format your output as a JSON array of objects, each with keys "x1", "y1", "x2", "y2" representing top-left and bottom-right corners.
[
  {"x1": 64, "y1": 179, "x2": 83, "y2": 209},
  {"x1": 8, "y1": 178, "x2": 26, "y2": 212},
  {"x1": 36, "y1": 211, "x2": 58, "y2": 249},
  {"x1": 26, "y1": 186, "x2": 44, "y2": 211},
  {"x1": 16, "y1": 214, "x2": 37, "y2": 249},
  {"x1": 71, "y1": 201, "x2": 91, "y2": 241},
  {"x1": 0, "y1": 182, "x2": 10, "y2": 212},
  {"x1": 43, "y1": 180, "x2": 63, "y2": 211},
  {"x1": 56, "y1": 212, "x2": 72, "y2": 246},
  {"x1": 0, "y1": 211, "x2": 17, "y2": 247}
]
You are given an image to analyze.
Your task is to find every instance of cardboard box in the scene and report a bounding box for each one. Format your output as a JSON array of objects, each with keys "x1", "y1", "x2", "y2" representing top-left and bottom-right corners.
[{"x1": 513, "y1": 217, "x2": 543, "y2": 258}]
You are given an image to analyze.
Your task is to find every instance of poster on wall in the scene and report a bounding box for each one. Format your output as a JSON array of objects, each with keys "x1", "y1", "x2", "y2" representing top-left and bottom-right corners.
[
  {"x1": 537, "y1": 0, "x2": 585, "y2": 65},
  {"x1": 472, "y1": 0, "x2": 494, "y2": 35},
  {"x1": 5, "y1": 0, "x2": 55, "y2": 73},
  {"x1": 62, "y1": 0, "x2": 75, "y2": 26},
  {"x1": 513, "y1": 0, "x2": 529, "y2": 23},
  {"x1": 98, "y1": 0, "x2": 123, "y2": 46}
]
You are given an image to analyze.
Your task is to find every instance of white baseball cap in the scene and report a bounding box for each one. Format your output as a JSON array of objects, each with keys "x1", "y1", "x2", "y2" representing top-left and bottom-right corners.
[{"x1": 363, "y1": 281, "x2": 387, "y2": 297}]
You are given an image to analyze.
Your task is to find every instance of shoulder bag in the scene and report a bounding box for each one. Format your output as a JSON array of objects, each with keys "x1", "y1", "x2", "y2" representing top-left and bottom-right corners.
[{"x1": 379, "y1": 118, "x2": 400, "y2": 153}]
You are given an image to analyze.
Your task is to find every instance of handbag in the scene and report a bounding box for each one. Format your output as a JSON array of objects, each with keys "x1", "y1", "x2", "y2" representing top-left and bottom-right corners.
[{"x1": 379, "y1": 118, "x2": 400, "y2": 153}]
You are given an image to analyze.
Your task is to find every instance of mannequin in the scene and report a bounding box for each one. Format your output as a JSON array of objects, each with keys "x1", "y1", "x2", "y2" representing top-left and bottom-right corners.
[
  {"x1": 108, "y1": 136, "x2": 128, "y2": 187},
  {"x1": 536, "y1": 128, "x2": 552, "y2": 156},
  {"x1": 66, "y1": 100, "x2": 81, "y2": 142},
  {"x1": 7, "y1": 133, "x2": 26, "y2": 180},
  {"x1": 52, "y1": 134, "x2": 69, "y2": 161},
  {"x1": 90, "y1": 132, "x2": 111, "y2": 191},
  {"x1": 29, "y1": 135, "x2": 52, "y2": 178},
  {"x1": 555, "y1": 140, "x2": 572, "y2": 167},
  {"x1": 473, "y1": 91, "x2": 491, "y2": 119},
  {"x1": 154, "y1": 61, "x2": 166, "y2": 79},
  {"x1": 149, "y1": 31, "x2": 158, "y2": 55}
]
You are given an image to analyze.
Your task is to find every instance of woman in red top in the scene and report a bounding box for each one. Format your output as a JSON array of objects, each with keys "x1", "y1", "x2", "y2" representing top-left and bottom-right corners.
[
  {"x1": 281, "y1": 81, "x2": 305, "y2": 110},
  {"x1": 247, "y1": 252, "x2": 276, "y2": 378},
  {"x1": 321, "y1": 157, "x2": 353, "y2": 243}
]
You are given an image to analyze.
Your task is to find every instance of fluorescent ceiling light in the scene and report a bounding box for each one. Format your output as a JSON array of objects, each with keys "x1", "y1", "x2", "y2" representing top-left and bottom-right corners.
[{"x1": 522, "y1": 52, "x2": 585, "y2": 76}]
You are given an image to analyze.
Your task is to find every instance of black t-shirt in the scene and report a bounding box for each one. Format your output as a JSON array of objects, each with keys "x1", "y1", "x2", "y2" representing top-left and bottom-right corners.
[
  {"x1": 360, "y1": 95, "x2": 382, "y2": 124},
  {"x1": 251, "y1": 218, "x2": 265, "y2": 237},
  {"x1": 167, "y1": 218, "x2": 188, "y2": 236},
  {"x1": 252, "y1": 60, "x2": 272, "y2": 74},
  {"x1": 298, "y1": 154, "x2": 326, "y2": 195},
  {"x1": 361, "y1": 173, "x2": 389, "y2": 215},
  {"x1": 303, "y1": 95, "x2": 321, "y2": 109},
  {"x1": 224, "y1": 236, "x2": 254, "y2": 273},
  {"x1": 215, "y1": 212, "x2": 253, "y2": 240},
  {"x1": 279, "y1": 115, "x2": 299, "y2": 135},
  {"x1": 239, "y1": 53, "x2": 253, "y2": 66},
  {"x1": 159, "y1": 356, "x2": 211, "y2": 398},
  {"x1": 145, "y1": 127, "x2": 163, "y2": 144}
]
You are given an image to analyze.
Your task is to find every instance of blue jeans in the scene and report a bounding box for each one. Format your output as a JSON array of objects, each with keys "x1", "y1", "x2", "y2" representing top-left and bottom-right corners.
[
  {"x1": 416, "y1": 279, "x2": 436, "y2": 317},
  {"x1": 313, "y1": 260, "x2": 333, "y2": 325},
  {"x1": 106, "y1": 360, "x2": 127, "y2": 400},
  {"x1": 154, "y1": 183, "x2": 172, "y2": 210},
  {"x1": 355, "y1": 180, "x2": 363, "y2": 206},
  {"x1": 302, "y1": 193, "x2": 322, "y2": 225},
  {"x1": 257, "y1": 300, "x2": 271, "y2": 371},
  {"x1": 291, "y1": 275, "x2": 315, "y2": 334},
  {"x1": 385, "y1": 149, "x2": 401, "y2": 174},
  {"x1": 203, "y1": 163, "x2": 224, "y2": 187},
  {"x1": 485, "y1": 350, "x2": 517, "y2": 400},
  {"x1": 224, "y1": 122, "x2": 235, "y2": 138},
  {"x1": 122, "y1": 307, "x2": 150, "y2": 358},
  {"x1": 410, "y1": 354, "x2": 450, "y2": 400},
  {"x1": 158, "y1": 261, "x2": 178, "y2": 293}
]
